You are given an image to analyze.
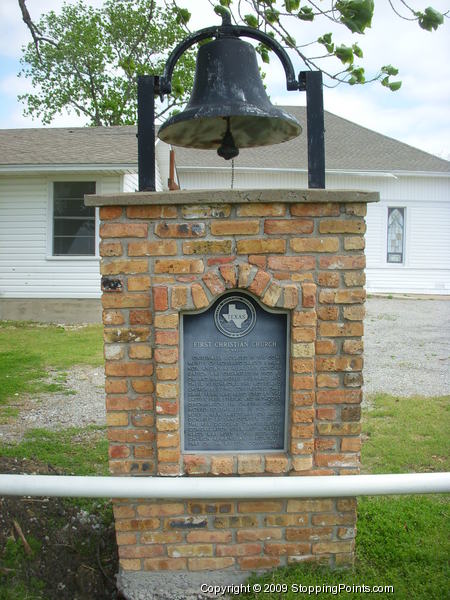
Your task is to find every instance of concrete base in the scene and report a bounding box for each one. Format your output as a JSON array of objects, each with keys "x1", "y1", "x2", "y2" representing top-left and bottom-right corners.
[
  {"x1": 0, "y1": 298, "x2": 102, "y2": 324},
  {"x1": 117, "y1": 569, "x2": 251, "y2": 600}
]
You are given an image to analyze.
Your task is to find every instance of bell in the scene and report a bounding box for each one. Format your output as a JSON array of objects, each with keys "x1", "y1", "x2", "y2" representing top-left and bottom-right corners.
[{"x1": 158, "y1": 36, "x2": 302, "y2": 160}]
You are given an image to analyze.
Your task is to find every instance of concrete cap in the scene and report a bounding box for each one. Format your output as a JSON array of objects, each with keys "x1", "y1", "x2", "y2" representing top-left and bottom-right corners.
[{"x1": 85, "y1": 188, "x2": 379, "y2": 207}]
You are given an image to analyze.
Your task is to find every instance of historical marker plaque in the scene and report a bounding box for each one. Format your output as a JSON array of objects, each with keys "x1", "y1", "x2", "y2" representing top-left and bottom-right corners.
[{"x1": 182, "y1": 292, "x2": 288, "y2": 452}]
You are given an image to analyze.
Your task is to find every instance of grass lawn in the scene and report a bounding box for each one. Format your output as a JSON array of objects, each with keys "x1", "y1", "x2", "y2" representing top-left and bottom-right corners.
[
  {"x1": 242, "y1": 393, "x2": 450, "y2": 599},
  {"x1": 0, "y1": 321, "x2": 103, "y2": 416},
  {"x1": 0, "y1": 322, "x2": 449, "y2": 598}
]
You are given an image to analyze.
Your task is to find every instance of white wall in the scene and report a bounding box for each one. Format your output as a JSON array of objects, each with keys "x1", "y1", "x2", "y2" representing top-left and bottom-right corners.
[
  {"x1": 179, "y1": 169, "x2": 450, "y2": 295},
  {"x1": 0, "y1": 172, "x2": 122, "y2": 299}
]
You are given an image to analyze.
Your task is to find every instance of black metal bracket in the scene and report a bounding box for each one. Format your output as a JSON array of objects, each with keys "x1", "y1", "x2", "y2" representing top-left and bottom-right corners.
[
  {"x1": 299, "y1": 71, "x2": 326, "y2": 189},
  {"x1": 137, "y1": 14, "x2": 326, "y2": 191},
  {"x1": 137, "y1": 75, "x2": 157, "y2": 191},
  {"x1": 158, "y1": 14, "x2": 299, "y2": 98}
]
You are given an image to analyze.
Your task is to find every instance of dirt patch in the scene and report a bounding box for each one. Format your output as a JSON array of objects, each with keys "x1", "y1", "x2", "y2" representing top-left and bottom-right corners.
[
  {"x1": 0, "y1": 365, "x2": 106, "y2": 444},
  {"x1": 0, "y1": 457, "x2": 119, "y2": 599}
]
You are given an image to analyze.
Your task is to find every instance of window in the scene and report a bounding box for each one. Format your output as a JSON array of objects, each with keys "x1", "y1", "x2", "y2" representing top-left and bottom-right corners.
[
  {"x1": 387, "y1": 207, "x2": 405, "y2": 264},
  {"x1": 53, "y1": 182, "x2": 96, "y2": 256}
]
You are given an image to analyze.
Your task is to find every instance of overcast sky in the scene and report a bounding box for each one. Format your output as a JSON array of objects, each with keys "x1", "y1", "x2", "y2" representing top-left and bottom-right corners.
[{"x1": 0, "y1": 0, "x2": 449, "y2": 159}]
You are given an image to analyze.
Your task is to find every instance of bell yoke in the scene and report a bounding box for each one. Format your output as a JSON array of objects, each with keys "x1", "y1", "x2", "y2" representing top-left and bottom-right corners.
[{"x1": 157, "y1": 13, "x2": 302, "y2": 160}]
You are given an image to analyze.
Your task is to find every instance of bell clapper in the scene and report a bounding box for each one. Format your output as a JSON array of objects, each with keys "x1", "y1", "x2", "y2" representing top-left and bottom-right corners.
[{"x1": 217, "y1": 117, "x2": 239, "y2": 161}]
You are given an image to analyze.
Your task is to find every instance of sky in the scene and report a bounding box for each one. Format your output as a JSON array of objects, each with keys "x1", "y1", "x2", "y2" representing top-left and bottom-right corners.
[{"x1": 0, "y1": 0, "x2": 449, "y2": 159}]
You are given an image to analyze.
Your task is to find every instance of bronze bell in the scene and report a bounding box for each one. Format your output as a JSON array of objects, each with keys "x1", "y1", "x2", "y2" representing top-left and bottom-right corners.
[{"x1": 158, "y1": 36, "x2": 302, "y2": 160}]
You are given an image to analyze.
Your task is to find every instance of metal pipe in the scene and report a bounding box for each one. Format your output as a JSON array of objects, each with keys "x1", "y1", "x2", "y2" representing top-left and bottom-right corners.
[{"x1": 0, "y1": 473, "x2": 449, "y2": 499}]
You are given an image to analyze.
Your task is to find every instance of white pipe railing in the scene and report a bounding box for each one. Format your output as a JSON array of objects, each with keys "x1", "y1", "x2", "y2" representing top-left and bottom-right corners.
[{"x1": 0, "y1": 473, "x2": 449, "y2": 499}]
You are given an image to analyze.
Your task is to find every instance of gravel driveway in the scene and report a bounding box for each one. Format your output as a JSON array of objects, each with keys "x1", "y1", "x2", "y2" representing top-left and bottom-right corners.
[
  {"x1": 1, "y1": 297, "x2": 449, "y2": 443},
  {"x1": 364, "y1": 297, "x2": 450, "y2": 398}
]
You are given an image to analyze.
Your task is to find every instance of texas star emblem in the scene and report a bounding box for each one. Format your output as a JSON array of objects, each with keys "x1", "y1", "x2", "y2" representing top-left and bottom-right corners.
[{"x1": 214, "y1": 295, "x2": 256, "y2": 338}]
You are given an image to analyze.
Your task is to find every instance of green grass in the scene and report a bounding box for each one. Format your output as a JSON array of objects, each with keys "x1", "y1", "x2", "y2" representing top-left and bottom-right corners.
[
  {"x1": 0, "y1": 426, "x2": 109, "y2": 476},
  {"x1": 363, "y1": 393, "x2": 450, "y2": 474},
  {"x1": 241, "y1": 394, "x2": 450, "y2": 600},
  {"x1": 0, "y1": 321, "x2": 103, "y2": 405}
]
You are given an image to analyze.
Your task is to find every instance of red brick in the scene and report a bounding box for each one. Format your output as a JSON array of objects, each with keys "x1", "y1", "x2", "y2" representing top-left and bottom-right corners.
[
  {"x1": 219, "y1": 264, "x2": 237, "y2": 288},
  {"x1": 211, "y1": 220, "x2": 260, "y2": 235},
  {"x1": 319, "y1": 255, "x2": 366, "y2": 270},
  {"x1": 290, "y1": 203, "x2": 339, "y2": 217},
  {"x1": 237, "y1": 203, "x2": 285, "y2": 217},
  {"x1": 237, "y1": 239, "x2": 285, "y2": 254},
  {"x1": 342, "y1": 340, "x2": 364, "y2": 354},
  {"x1": 102, "y1": 294, "x2": 150, "y2": 309},
  {"x1": 100, "y1": 206, "x2": 123, "y2": 220},
  {"x1": 191, "y1": 284, "x2": 209, "y2": 309},
  {"x1": 319, "y1": 219, "x2": 365, "y2": 234},
  {"x1": 268, "y1": 256, "x2": 316, "y2": 271},
  {"x1": 155, "y1": 330, "x2": 179, "y2": 346},
  {"x1": 188, "y1": 558, "x2": 234, "y2": 571},
  {"x1": 187, "y1": 531, "x2": 232, "y2": 543},
  {"x1": 153, "y1": 287, "x2": 168, "y2": 311},
  {"x1": 100, "y1": 223, "x2": 147, "y2": 238},
  {"x1": 131, "y1": 379, "x2": 154, "y2": 393},
  {"x1": 143, "y1": 558, "x2": 186, "y2": 571},
  {"x1": 105, "y1": 379, "x2": 128, "y2": 394},
  {"x1": 265, "y1": 542, "x2": 311, "y2": 556},
  {"x1": 183, "y1": 240, "x2": 232, "y2": 255},
  {"x1": 318, "y1": 322, "x2": 363, "y2": 337},
  {"x1": 238, "y1": 556, "x2": 280, "y2": 569},
  {"x1": 128, "y1": 241, "x2": 177, "y2": 256},
  {"x1": 202, "y1": 272, "x2": 226, "y2": 296},
  {"x1": 105, "y1": 362, "x2": 153, "y2": 377},
  {"x1": 248, "y1": 270, "x2": 271, "y2": 296},
  {"x1": 155, "y1": 222, "x2": 206, "y2": 238},
  {"x1": 100, "y1": 242, "x2": 123, "y2": 256},
  {"x1": 264, "y1": 219, "x2": 313, "y2": 234},
  {"x1": 215, "y1": 543, "x2": 261, "y2": 557},
  {"x1": 154, "y1": 259, "x2": 204, "y2": 274},
  {"x1": 316, "y1": 390, "x2": 362, "y2": 404},
  {"x1": 318, "y1": 272, "x2": 340, "y2": 287},
  {"x1": 302, "y1": 283, "x2": 316, "y2": 307},
  {"x1": 130, "y1": 310, "x2": 152, "y2": 325},
  {"x1": 291, "y1": 238, "x2": 339, "y2": 253},
  {"x1": 101, "y1": 260, "x2": 148, "y2": 275},
  {"x1": 317, "y1": 374, "x2": 339, "y2": 388},
  {"x1": 106, "y1": 396, "x2": 153, "y2": 411},
  {"x1": 316, "y1": 407, "x2": 337, "y2": 420},
  {"x1": 154, "y1": 348, "x2": 178, "y2": 364},
  {"x1": 315, "y1": 340, "x2": 337, "y2": 354}
]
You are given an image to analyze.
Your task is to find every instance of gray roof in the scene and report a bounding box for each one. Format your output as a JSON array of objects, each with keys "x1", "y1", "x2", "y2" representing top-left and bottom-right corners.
[
  {"x1": 0, "y1": 108, "x2": 448, "y2": 173},
  {"x1": 174, "y1": 107, "x2": 450, "y2": 173},
  {"x1": 0, "y1": 125, "x2": 138, "y2": 166}
]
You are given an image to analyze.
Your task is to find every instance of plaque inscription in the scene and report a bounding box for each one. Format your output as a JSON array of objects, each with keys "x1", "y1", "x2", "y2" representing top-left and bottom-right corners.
[{"x1": 182, "y1": 292, "x2": 288, "y2": 452}]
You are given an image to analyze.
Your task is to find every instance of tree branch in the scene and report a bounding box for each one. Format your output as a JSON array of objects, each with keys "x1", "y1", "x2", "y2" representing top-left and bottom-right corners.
[{"x1": 18, "y1": 0, "x2": 58, "y2": 62}]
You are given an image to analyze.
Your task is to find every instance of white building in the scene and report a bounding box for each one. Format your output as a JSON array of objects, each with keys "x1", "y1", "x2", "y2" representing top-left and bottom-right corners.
[{"x1": 0, "y1": 108, "x2": 449, "y2": 320}]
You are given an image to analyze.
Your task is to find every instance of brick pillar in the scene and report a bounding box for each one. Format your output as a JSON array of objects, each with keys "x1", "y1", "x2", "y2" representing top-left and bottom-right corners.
[{"x1": 86, "y1": 188, "x2": 378, "y2": 590}]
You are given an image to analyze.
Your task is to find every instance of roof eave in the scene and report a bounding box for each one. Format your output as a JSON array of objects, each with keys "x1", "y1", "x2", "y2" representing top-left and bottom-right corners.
[{"x1": 0, "y1": 163, "x2": 138, "y2": 174}]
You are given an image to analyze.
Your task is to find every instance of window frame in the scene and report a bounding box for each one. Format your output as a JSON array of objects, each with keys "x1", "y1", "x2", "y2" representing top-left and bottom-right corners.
[
  {"x1": 386, "y1": 206, "x2": 406, "y2": 266},
  {"x1": 46, "y1": 178, "x2": 100, "y2": 261}
]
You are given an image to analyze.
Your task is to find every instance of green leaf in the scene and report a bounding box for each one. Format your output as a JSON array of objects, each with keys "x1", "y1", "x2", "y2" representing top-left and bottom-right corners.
[
  {"x1": 351, "y1": 66, "x2": 365, "y2": 83},
  {"x1": 352, "y1": 43, "x2": 363, "y2": 58},
  {"x1": 319, "y1": 33, "x2": 333, "y2": 45},
  {"x1": 214, "y1": 5, "x2": 230, "y2": 19},
  {"x1": 175, "y1": 7, "x2": 191, "y2": 25},
  {"x1": 284, "y1": 0, "x2": 300, "y2": 12},
  {"x1": 220, "y1": 0, "x2": 232, "y2": 6},
  {"x1": 388, "y1": 81, "x2": 402, "y2": 91},
  {"x1": 256, "y1": 44, "x2": 271, "y2": 64},
  {"x1": 265, "y1": 8, "x2": 280, "y2": 23},
  {"x1": 244, "y1": 14, "x2": 258, "y2": 28},
  {"x1": 416, "y1": 7, "x2": 444, "y2": 31},
  {"x1": 335, "y1": 0, "x2": 374, "y2": 34},
  {"x1": 285, "y1": 34, "x2": 296, "y2": 48},
  {"x1": 318, "y1": 33, "x2": 334, "y2": 53},
  {"x1": 297, "y1": 7, "x2": 314, "y2": 21},
  {"x1": 335, "y1": 44, "x2": 354, "y2": 65},
  {"x1": 381, "y1": 64, "x2": 399, "y2": 76}
]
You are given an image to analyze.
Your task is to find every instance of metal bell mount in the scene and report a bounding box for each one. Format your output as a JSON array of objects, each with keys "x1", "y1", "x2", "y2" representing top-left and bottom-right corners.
[{"x1": 157, "y1": 13, "x2": 302, "y2": 160}]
